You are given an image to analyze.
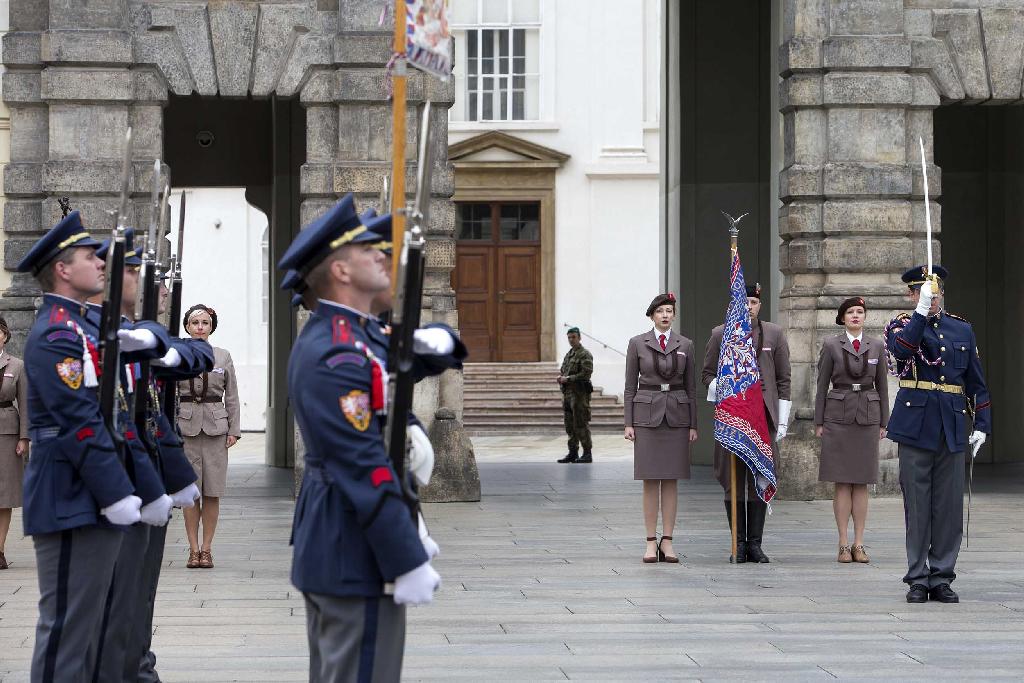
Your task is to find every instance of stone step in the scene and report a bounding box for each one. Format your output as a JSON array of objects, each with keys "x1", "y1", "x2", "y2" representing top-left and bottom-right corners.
[
  {"x1": 464, "y1": 409, "x2": 622, "y2": 421},
  {"x1": 464, "y1": 382, "x2": 612, "y2": 392},
  {"x1": 462, "y1": 397, "x2": 622, "y2": 407}
]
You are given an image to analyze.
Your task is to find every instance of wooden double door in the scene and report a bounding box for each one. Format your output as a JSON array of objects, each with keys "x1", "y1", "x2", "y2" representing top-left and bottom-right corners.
[{"x1": 453, "y1": 202, "x2": 541, "y2": 362}]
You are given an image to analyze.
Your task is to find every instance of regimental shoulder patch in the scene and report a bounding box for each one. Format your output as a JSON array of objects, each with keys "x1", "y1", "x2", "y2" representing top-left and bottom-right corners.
[
  {"x1": 56, "y1": 357, "x2": 83, "y2": 390},
  {"x1": 370, "y1": 466, "x2": 393, "y2": 487},
  {"x1": 340, "y1": 389, "x2": 372, "y2": 431},
  {"x1": 47, "y1": 329, "x2": 79, "y2": 343},
  {"x1": 326, "y1": 351, "x2": 367, "y2": 369},
  {"x1": 332, "y1": 316, "x2": 352, "y2": 344}
]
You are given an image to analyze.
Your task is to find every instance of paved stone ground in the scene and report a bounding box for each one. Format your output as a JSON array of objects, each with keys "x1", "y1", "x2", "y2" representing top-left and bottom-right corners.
[{"x1": 1, "y1": 435, "x2": 1023, "y2": 681}]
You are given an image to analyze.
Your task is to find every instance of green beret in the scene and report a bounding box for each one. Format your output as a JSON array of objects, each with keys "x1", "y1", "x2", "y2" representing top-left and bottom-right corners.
[{"x1": 566, "y1": 327, "x2": 581, "y2": 336}]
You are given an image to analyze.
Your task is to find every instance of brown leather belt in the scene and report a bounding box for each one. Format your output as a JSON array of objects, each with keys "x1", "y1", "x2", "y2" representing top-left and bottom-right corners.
[
  {"x1": 0, "y1": 401, "x2": 13, "y2": 408},
  {"x1": 184, "y1": 396, "x2": 223, "y2": 404},
  {"x1": 639, "y1": 383, "x2": 685, "y2": 392},
  {"x1": 832, "y1": 382, "x2": 874, "y2": 392}
]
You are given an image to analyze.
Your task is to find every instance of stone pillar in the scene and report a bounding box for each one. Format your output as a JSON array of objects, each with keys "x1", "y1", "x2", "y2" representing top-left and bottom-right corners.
[
  {"x1": 1, "y1": 0, "x2": 49, "y2": 352},
  {"x1": 778, "y1": 0, "x2": 936, "y2": 498}
]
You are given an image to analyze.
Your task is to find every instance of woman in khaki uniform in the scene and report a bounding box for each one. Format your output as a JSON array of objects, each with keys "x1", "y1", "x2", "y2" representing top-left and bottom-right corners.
[
  {"x1": 624, "y1": 293, "x2": 697, "y2": 564},
  {"x1": 178, "y1": 305, "x2": 241, "y2": 568},
  {"x1": 814, "y1": 297, "x2": 889, "y2": 563},
  {"x1": 0, "y1": 317, "x2": 30, "y2": 570}
]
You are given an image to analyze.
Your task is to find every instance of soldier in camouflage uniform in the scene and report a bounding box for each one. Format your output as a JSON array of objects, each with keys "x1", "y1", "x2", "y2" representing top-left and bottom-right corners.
[{"x1": 557, "y1": 327, "x2": 595, "y2": 463}]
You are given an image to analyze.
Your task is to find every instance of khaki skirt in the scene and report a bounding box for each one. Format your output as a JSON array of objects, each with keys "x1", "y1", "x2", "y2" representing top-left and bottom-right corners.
[
  {"x1": 184, "y1": 433, "x2": 229, "y2": 497},
  {"x1": 0, "y1": 435, "x2": 23, "y2": 507},
  {"x1": 633, "y1": 423, "x2": 691, "y2": 480},
  {"x1": 818, "y1": 422, "x2": 880, "y2": 485}
]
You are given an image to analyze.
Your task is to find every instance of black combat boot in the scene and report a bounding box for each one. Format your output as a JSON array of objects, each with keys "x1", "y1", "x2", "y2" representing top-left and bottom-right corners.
[
  {"x1": 745, "y1": 500, "x2": 770, "y2": 563},
  {"x1": 557, "y1": 448, "x2": 579, "y2": 464},
  {"x1": 576, "y1": 451, "x2": 593, "y2": 463},
  {"x1": 724, "y1": 501, "x2": 747, "y2": 563}
]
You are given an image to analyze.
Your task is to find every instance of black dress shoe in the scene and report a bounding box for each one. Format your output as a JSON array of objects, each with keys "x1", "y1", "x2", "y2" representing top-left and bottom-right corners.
[
  {"x1": 929, "y1": 584, "x2": 959, "y2": 603},
  {"x1": 575, "y1": 452, "x2": 593, "y2": 463},
  {"x1": 557, "y1": 452, "x2": 579, "y2": 463},
  {"x1": 906, "y1": 584, "x2": 929, "y2": 603}
]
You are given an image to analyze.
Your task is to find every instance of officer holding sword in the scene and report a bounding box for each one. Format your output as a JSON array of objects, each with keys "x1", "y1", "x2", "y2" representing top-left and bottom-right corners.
[{"x1": 885, "y1": 265, "x2": 991, "y2": 604}]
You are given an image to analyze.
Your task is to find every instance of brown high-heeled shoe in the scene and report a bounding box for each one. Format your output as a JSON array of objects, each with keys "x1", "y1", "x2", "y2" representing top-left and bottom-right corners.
[
  {"x1": 198, "y1": 549, "x2": 214, "y2": 568},
  {"x1": 658, "y1": 536, "x2": 679, "y2": 563},
  {"x1": 837, "y1": 545, "x2": 853, "y2": 563},
  {"x1": 852, "y1": 545, "x2": 869, "y2": 563},
  {"x1": 187, "y1": 549, "x2": 201, "y2": 569},
  {"x1": 642, "y1": 536, "x2": 658, "y2": 563}
]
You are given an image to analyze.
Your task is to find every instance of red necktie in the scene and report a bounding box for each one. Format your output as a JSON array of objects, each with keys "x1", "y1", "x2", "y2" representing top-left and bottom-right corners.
[
  {"x1": 853, "y1": 339, "x2": 861, "y2": 352},
  {"x1": 659, "y1": 334, "x2": 666, "y2": 351}
]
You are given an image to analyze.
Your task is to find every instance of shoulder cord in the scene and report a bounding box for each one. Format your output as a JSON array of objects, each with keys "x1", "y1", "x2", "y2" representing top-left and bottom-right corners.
[
  {"x1": 842, "y1": 345, "x2": 869, "y2": 379},
  {"x1": 648, "y1": 343, "x2": 679, "y2": 380}
]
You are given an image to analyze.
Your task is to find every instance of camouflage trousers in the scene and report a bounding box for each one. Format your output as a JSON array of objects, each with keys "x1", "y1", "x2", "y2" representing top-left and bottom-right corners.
[{"x1": 562, "y1": 389, "x2": 592, "y2": 453}]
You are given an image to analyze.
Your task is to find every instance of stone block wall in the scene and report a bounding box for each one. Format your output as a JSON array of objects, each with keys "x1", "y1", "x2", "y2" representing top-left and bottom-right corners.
[{"x1": 778, "y1": 0, "x2": 1024, "y2": 498}]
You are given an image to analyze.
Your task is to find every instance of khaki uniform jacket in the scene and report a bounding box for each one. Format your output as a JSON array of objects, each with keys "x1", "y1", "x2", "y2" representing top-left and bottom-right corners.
[
  {"x1": 0, "y1": 351, "x2": 28, "y2": 438},
  {"x1": 814, "y1": 334, "x2": 889, "y2": 428},
  {"x1": 701, "y1": 320, "x2": 791, "y2": 430},
  {"x1": 624, "y1": 330, "x2": 696, "y2": 428},
  {"x1": 177, "y1": 346, "x2": 241, "y2": 438}
]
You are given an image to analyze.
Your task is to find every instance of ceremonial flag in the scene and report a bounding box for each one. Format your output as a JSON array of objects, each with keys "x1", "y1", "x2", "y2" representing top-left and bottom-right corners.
[
  {"x1": 713, "y1": 248, "x2": 777, "y2": 503},
  {"x1": 405, "y1": 0, "x2": 453, "y2": 80}
]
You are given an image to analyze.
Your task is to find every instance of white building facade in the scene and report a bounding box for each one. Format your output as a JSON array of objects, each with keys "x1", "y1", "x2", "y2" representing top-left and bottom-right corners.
[{"x1": 448, "y1": 0, "x2": 663, "y2": 396}]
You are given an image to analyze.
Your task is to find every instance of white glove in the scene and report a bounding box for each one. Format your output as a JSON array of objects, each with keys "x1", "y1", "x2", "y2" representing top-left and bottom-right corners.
[
  {"x1": 170, "y1": 483, "x2": 200, "y2": 508},
  {"x1": 969, "y1": 430, "x2": 986, "y2": 459},
  {"x1": 117, "y1": 328, "x2": 159, "y2": 352},
  {"x1": 151, "y1": 347, "x2": 182, "y2": 368},
  {"x1": 413, "y1": 328, "x2": 455, "y2": 356},
  {"x1": 139, "y1": 494, "x2": 173, "y2": 526},
  {"x1": 101, "y1": 494, "x2": 142, "y2": 526},
  {"x1": 776, "y1": 399, "x2": 793, "y2": 440},
  {"x1": 393, "y1": 561, "x2": 441, "y2": 606},
  {"x1": 408, "y1": 424, "x2": 435, "y2": 487},
  {"x1": 418, "y1": 512, "x2": 440, "y2": 560},
  {"x1": 706, "y1": 378, "x2": 718, "y2": 402},
  {"x1": 915, "y1": 280, "x2": 935, "y2": 316}
]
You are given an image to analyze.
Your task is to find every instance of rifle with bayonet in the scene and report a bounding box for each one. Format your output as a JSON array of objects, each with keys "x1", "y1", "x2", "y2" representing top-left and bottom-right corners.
[
  {"x1": 384, "y1": 102, "x2": 433, "y2": 520},
  {"x1": 132, "y1": 160, "x2": 169, "y2": 445},
  {"x1": 97, "y1": 127, "x2": 133, "y2": 454},
  {"x1": 162, "y1": 191, "x2": 186, "y2": 423}
]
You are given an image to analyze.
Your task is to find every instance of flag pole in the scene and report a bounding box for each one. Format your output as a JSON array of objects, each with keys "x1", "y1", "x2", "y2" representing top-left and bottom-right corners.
[
  {"x1": 728, "y1": 228, "x2": 739, "y2": 564},
  {"x1": 390, "y1": 0, "x2": 407, "y2": 288}
]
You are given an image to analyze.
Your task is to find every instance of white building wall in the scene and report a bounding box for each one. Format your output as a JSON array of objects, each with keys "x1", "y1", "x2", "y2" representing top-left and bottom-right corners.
[
  {"x1": 449, "y1": 0, "x2": 662, "y2": 398},
  {"x1": 168, "y1": 188, "x2": 268, "y2": 431}
]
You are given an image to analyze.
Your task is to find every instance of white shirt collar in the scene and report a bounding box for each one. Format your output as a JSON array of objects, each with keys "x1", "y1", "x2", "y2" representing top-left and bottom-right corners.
[
  {"x1": 846, "y1": 331, "x2": 863, "y2": 344},
  {"x1": 317, "y1": 298, "x2": 376, "y2": 322},
  {"x1": 653, "y1": 328, "x2": 671, "y2": 342}
]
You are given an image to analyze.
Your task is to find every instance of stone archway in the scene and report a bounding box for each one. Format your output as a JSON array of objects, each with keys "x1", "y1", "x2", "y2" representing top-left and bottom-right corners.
[
  {"x1": 778, "y1": 1, "x2": 1024, "y2": 498},
  {"x1": 1, "y1": 1, "x2": 473, "y2": 492}
]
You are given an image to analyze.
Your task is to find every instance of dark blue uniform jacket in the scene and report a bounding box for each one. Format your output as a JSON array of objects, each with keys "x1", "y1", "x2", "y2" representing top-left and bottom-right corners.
[
  {"x1": 288, "y1": 302, "x2": 427, "y2": 598},
  {"x1": 23, "y1": 295, "x2": 135, "y2": 534},
  {"x1": 886, "y1": 310, "x2": 991, "y2": 453}
]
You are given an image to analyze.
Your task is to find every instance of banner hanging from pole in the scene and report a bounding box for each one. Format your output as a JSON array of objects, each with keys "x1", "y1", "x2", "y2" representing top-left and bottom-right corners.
[
  {"x1": 713, "y1": 246, "x2": 778, "y2": 504},
  {"x1": 405, "y1": 0, "x2": 453, "y2": 80}
]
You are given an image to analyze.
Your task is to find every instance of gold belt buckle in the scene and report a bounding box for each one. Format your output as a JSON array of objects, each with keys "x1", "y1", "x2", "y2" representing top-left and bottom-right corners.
[{"x1": 660, "y1": 383, "x2": 670, "y2": 392}]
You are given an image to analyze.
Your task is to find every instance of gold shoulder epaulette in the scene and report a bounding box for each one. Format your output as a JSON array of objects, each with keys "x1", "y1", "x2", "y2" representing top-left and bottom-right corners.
[{"x1": 945, "y1": 311, "x2": 970, "y2": 324}]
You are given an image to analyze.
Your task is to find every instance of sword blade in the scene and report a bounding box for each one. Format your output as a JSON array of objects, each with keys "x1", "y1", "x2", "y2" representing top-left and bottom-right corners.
[
  {"x1": 966, "y1": 455, "x2": 974, "y2": 549},
  {"x1": 919, "y1": 137, "x2": 933, "y2": 277}
]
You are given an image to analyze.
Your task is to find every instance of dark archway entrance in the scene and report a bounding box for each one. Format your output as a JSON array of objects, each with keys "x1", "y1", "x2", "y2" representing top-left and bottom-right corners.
[
  {"x1": 667, "y1": 0, "x2": 774, "y2": 464},
  {"x1": 934, "y1": 106, "x2": 1024, "y2": 463},
  {"x1": 164, "y1": 95, "x2": 305, "y2": 468}
]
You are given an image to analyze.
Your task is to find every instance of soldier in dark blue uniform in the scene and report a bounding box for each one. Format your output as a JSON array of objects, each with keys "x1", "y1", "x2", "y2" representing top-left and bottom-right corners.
[
  {"x1": 16, "y1": 211, "x2": 146, "y2": 681},
  {"x1": 885, "y1": 265, "x2": 991, "y2": 604},
  {"x1": 279, "y1": 194, "x2": 443, "y2": 682}
]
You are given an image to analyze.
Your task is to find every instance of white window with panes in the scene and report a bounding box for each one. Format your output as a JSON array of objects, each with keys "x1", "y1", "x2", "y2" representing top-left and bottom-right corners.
[{"x1": 449, "y1": 0, "x2": 541, "y2": 122}]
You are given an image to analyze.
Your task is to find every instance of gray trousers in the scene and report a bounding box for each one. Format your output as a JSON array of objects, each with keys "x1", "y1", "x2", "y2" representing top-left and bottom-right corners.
[
  {"x1": 303, "y1": 592, "x2": 406, "y2": 683},
  {"x1": 133, "y1": 523, "x2": 168, "y2": 683},
  {"x1": 94, "y1": 523, "x2": 150, "y2": 683},
  {"x1": 31, "y1": 526, "x2": 123, "y2": 683},
  {"x1": 898, "y1": 441, "x2": 964, "y2": 588}
]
